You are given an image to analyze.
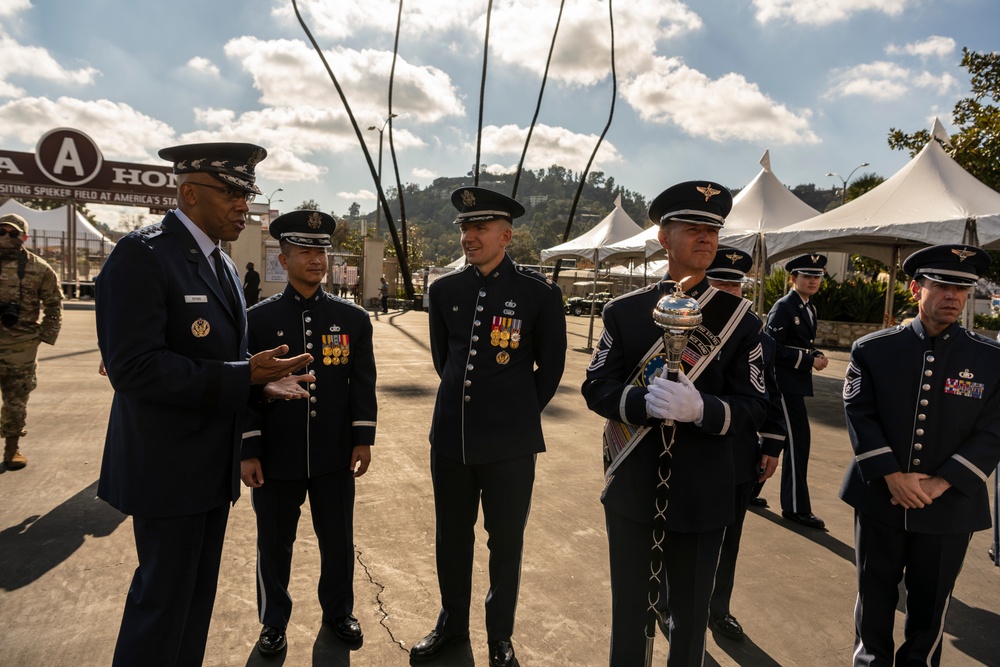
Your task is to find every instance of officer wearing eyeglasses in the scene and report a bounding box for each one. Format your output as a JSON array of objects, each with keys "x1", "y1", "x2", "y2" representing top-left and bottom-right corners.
[{"x1": 96, "y1": 142, "x2": 312, "y2": 666}]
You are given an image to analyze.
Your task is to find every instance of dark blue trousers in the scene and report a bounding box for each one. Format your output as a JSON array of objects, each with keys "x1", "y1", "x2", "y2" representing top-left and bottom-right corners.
[
  {"x1": 852, "y1": 512, "x2": 971, "y2": 667},
  {"x1": 780, "y1": 393, "x2": 813, "y2": 514},
  {"x1": 711, "y1": 480, "x2": 753, "y2": 618},
  {"x1": 430, "y1": 449, "x2": 535, "y2": 641},
  {"x1": 112, "y1": 504, "x2": 229, "y2": 667}
]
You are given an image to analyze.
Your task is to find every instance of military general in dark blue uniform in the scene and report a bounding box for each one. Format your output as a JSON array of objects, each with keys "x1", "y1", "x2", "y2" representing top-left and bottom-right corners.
[
  {"x1": 583, "y1": 182, "x2": 768, "y2": 666},
  {"x1": 240, "y1": 211, "x2": 377, "y2": 656},
  {"x1": 410, "y1": 187, "x2": 566, "y2": 667},
  {"x1": 765, "y1": 253, "x2": 829, "y2": 529},
  {"x1": 96, "y1": 143, "x2": 312, "y2": 666},
  {"x1": 841, "y1": 244, "x2": 1000, "y2": 667}
]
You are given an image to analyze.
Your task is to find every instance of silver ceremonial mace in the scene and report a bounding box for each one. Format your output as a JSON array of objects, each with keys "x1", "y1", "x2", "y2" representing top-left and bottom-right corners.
[{"x1": 644, "y1": 280, "x2": 702, "y2": 666}]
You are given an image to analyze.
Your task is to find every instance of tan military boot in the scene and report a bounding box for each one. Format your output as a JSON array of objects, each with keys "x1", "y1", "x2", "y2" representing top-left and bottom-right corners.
[{"x1": 3, "y1": 436, "x2": 26, "y2": 470}]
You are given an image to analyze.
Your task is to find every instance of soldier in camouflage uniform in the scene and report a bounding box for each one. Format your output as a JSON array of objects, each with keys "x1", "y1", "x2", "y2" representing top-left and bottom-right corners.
[{"x1": 0, "y1": 212, "x2": 63, "y2": 469}]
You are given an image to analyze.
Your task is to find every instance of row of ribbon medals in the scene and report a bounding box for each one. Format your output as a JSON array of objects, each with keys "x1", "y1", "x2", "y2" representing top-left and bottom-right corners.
[
  {"x1": 321, "y1": 334, "x2": 349, "y2": 365},
  {"x1": 491, "y1": 316, "x2": 521, "y2": 366}
]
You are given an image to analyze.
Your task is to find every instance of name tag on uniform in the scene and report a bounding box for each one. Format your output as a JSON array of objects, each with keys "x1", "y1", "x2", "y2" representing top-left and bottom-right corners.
[{"x1": 185, "y1": 295, "x2": 208, "y2": 303}]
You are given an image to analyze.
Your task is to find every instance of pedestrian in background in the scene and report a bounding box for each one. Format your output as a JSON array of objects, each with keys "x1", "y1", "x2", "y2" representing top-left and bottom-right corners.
[{"x1": 0, "y1": 212, "x2": 62, "y2": 470}]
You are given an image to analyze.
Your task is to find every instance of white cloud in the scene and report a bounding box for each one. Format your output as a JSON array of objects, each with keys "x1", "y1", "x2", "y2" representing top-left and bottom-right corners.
[
  {"x1": 0, "y1": 0, "x2": 31, "y2": 19},
  {"x1": 0, "y1": 33, "x2": 98, "y2": 98},
  {"x1": 0, "y1": 96, "x2": 175, "y2": 160},
  {"x1": 337, "y1": 189, "x2": 376, "y2": 201},
  {"x1": 186, "y1": 56, "x2": 220, "y2": 78},
  {"x1": 224, "y1": 36, "x2": 464, "y2": 126},
  {"x1": 620, "y1": 57, "x2": 819, "y2": 144},
  {"x1": 478, "y1": 123, "x2": 622, "y2": 170},
  {"x1": 752, "y1": 0, "x2": 910, "y2": 25},
  {"x1": 826, "y1": 61, "x2": 957, "y2": 100},
  {"x1": 885, "y1": 35, "x2": 956, "y2": 59},
  {"x1": 411, "y1": 167, "x2": 436, "y2": 180},
  {"x1": 273, "y1": 0, "x2": 478, "y2": 41}
]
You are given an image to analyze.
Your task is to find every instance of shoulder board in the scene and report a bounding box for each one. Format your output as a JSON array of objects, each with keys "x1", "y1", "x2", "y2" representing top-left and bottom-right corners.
[
  {"x1": 964, "y1": 329, "x2": 1000, "y2": 350},
  {"x1": 130, "y1": 222, "x2": 167, "y2": 241},
  {"x1": 247, "y1": 293, "x2": 281, "y2": 312},
  {"x1": 855, "y1": 325, "x2": 905, "y2": 347},
  {"x1": 323, "y1": 291, "x2": 367, "y2": 312},
  {"x1": 514, "y1": 264, "x2": 554, "y2": 287}
]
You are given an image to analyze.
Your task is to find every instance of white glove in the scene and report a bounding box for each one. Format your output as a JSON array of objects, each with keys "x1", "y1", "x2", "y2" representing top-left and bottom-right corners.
[{"x1": 644, "y1": 372, "x2": 704, "y2": 424}]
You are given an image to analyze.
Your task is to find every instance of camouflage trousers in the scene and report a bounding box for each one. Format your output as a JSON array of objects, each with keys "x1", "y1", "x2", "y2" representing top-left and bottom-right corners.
[{"x1": 0, "y1": 341, "x2": 40, "y2": 439}]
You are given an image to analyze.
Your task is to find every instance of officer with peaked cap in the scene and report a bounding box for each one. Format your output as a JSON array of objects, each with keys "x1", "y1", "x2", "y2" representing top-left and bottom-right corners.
[
  {"x1": 0, "y1": 212, "x2": 62, "y2": 470},
  {"x1": 411, "y1": 186, "x2": 566, "y2": 667},
  {"x1": 240, "y1": 210, "x2": 377, "y2": 656},
  {"x1": 96, "y1": 142, "x2": 312, "y2": 666},
  {"x1": 764, "y1": 252, "x2": 829, "y2": 529},
  {"x1": 583, "y1": 181, "x2": 767, "y2": 665},
  {"x1": 840, "y1": 243, "x2": 1000, "y2": 666}
]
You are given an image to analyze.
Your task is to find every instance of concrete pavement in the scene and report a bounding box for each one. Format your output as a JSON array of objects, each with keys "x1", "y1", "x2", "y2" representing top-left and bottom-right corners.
[{"x1": 0, "y1": 306, "x2": 997, "y2": 666}]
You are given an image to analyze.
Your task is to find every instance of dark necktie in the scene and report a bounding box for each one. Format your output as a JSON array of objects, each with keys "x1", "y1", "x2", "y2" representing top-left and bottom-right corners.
[{"x1": 211, "y1": 248, "x2": 238, "y2": 314}]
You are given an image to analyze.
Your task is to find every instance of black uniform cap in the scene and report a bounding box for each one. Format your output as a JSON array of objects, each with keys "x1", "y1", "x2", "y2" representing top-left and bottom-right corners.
[
  {"x1": 451, "y1": 186, "x2": 525, "y2": 224},
  {"x1": 785, "y1": 253, "x2": 827, "y2": 276},
  {"x1": 269, "y1": 210, "x2": 336, "y2": 248},
  {"x1": 158, "y1": 142, "x2": 267, "y2": 194},
  {"x1": 902, "y1": 244, "x2": 990, "y2": 287},
  {"x1": 648, "y1": 180, "x2": 732, "y2": 228},
  {"x1": 707, "y1": 247, "x2": 753, "y2": 282}
]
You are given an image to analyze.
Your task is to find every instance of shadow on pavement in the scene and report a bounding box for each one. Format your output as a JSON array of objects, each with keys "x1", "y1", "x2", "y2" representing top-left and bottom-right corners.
[
  {"x1": 749, "y1": 505, "x2": 856, "y2": 564},
  {"x1": 0, "y1": 479, "x2": 125, "y2": 591},
  {"x1": 405, "y1": 636, "x2": 476, "y2": 666},
  {"x1": 709, "y1": 631, "x2": 784, "y2": 667}
]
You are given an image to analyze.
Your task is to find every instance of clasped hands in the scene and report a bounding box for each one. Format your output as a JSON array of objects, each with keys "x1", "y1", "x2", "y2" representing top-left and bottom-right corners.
[
  {"x1": 884, "y1": 471, "x2": 951, "y2": 509},
  {"x1": 644, "y1": 371, "x2": 704, "y2": 424}
]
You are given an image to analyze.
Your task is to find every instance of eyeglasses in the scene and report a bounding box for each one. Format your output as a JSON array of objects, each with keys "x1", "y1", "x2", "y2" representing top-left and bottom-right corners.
[
  {"x1": 0, "y1": 229, "x2": 23, "y2": 238},
  {"x1": 188, "y1": 181, "x2": 256, "y2": 204}
]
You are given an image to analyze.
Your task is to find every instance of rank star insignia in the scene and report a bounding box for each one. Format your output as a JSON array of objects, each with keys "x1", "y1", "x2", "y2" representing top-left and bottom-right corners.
[
  {"x1": 308, "y1": 211, "x2": 322, "y2": 229},
  {"x1": 696, "y1": 184, "x2": 721, "y2": 202},
  {"x1": 952, "y1": 247, "x2": 974, "y2": 262},
  {"x1": 461, "y1": 189, "x2": 476, "y2": 207},
  {"x1": 725, "y1": 252, "x2": 742, "y2": 264}
]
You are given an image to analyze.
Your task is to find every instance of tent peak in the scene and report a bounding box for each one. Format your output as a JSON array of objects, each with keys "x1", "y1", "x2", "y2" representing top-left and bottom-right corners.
[{"x1": 759, "y1": 149, "x2": 771, "y2": 173}]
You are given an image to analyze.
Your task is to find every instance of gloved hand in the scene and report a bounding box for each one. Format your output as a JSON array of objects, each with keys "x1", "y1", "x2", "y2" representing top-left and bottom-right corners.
[{"x1": 644, "y1": 372, "x2": 704, "y2": 424}]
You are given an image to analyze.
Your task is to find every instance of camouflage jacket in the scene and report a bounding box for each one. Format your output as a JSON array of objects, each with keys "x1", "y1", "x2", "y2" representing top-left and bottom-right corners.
[{"x1": 0, "y1": 249, "x2": 63, "y2": 346}]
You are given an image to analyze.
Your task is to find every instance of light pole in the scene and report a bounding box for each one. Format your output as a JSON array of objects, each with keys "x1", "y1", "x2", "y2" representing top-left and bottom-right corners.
[
  {"x1": 265, "y1": 188, "x2": 283, "y2": 225},
  {"x1": 367, "y1": 113, "x2": 397, "y2": 236},
  {"x1": 826, "y1": 162, "x2": 869, "y2": 206}
]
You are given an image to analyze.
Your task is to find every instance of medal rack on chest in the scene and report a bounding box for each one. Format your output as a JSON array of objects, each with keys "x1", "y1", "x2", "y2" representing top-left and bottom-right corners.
[
  {"x1": 321, "y1": 334, "x2": 350, "y2": 365},
  {"x1": 490, "y1": 316, "x2": 521, "y2": 365}
]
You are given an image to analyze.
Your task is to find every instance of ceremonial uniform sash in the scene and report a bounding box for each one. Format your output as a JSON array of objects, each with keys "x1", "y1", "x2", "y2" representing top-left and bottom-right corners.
[{"x1": 603, "y1": 288, "x2": 752, "y2": 480}]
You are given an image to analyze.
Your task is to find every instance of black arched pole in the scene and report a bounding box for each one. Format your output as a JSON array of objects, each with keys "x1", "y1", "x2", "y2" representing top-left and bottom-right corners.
[
  {"x1": 473, "y1": 0, "x2": 495, "y2": 186},
  {"x1": 291, "y1": 0, "x2": 415, "y2": 300},
  {"x1": 552, "y1": 0, "x2": 616, "y2": 284},
  {"x1": 511, "y1": 0, "x2": 566, "y2": 200},
  {"x1": 387, "y1": 0, "x2": 408, "y2": 260}
]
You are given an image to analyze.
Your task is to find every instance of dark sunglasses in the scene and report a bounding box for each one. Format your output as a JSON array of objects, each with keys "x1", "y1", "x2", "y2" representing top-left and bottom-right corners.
[
  {"x1": 1, "y1": 229, "x2": 23, "y2": 238},
  {"x1": 188, "y1": 181, "x2": 256, "y2": 204}
]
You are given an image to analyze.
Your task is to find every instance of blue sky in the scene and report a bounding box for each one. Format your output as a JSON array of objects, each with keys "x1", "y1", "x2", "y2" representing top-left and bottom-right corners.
[{"x1": 0, "y1": 0, "x2": 996, "y2": 229}]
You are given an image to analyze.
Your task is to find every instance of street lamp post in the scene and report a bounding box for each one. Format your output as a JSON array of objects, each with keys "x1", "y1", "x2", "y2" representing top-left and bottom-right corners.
[
  {"x1": 826, "y1": 162, "x2": 870, "y2": 206},
  {"x1": 367, "y1": 113, "x2": 397, "y2": 237},
  {"x1": 265, "y1": 188, "x2": 283, "y2": 225}
]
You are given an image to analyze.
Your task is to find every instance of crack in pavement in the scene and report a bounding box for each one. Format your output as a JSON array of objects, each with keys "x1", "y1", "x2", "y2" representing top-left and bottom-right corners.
[{"x1": 356, "y1": 548, "x2": 409, "y2": 655}]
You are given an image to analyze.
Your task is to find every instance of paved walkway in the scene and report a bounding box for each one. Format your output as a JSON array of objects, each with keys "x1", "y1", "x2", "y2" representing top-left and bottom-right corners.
[{"x1": 0, "y1": 306, "x2": 997, "y2": 666}]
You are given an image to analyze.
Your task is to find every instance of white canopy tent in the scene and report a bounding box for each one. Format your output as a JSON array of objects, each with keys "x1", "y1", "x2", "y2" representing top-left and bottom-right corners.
[
  {"x1": 0, "y1": 199, "x2": 115, "y2": 252},
  {"x1": 540, "y1": 194, "x2": 644, "y2": 348},
  {"x1": 763, "y1": 120, "x2": 1000, "y2": 324}
]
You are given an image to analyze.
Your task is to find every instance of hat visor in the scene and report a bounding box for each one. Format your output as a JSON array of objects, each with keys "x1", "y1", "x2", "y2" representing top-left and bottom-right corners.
[
  {"x1": 279, "y1": 233, "x2": 332, "y2": 248},
  {"x1": 706, "y1": 269, "x2": 749, "y2": 282},
  {"x1": 453, "y1": 211, "x2": 513, "y2": 224},
  {"x1": 659, "y1": 211, "x2": 724, "y2": 228},
  {"x1": 791, "y1": 269, "x2": 824, "y2": 276},
  {"x1": 915, "y1": 270, "x2": 977, "y2": 287}
]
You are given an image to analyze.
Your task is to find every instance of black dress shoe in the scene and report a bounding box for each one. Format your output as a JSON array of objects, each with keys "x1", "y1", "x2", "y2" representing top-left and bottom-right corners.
[
  {"x1": 488, "y1": 638, "x2": 519, "y2": 667},
  {"x1": 782, "y1": 511, "x2": 826, "y2": 529},
  {"x1": 709, "y1": 613, "x2": 745, "y2": 640},
  {"x1": 655, "y1": 607, "x2": 670, "y2": 639},
  {"x1": 748, "y1": 496, "x2": 768, "y2": 507},
  {"x1": 328, "y1": 614, "x2": 363, "y2": 641},
  {"x1": 257, "y1": 625, "x2": 287, "y2": 655},
  {"x1": 410, "y1": 629, "x2": 469, "y2": 662}
]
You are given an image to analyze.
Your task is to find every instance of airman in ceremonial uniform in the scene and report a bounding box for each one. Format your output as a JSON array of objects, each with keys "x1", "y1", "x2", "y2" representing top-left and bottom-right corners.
[
  {"x1": 765, "y1": 253, "x2": 829, "y2": 528},
  {"x1": 0, "y1": 212, "x2": 62, "y2": 469},
  {"x1": 410, "y1": 187, "x2": 566, "y2": 667},
  {"x1": 583, "y1": 182, "x2": 768, "y2": 666},
  {"x1": 841, "y1": 244, "x2": 1000, "y2": 667},
  {"x1": 240, "y1": 210, "x2": 376, "y2": 656}
]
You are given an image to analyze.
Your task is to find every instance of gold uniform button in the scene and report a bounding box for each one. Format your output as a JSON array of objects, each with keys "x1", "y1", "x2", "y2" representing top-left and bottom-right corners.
[
  {"x1": 916, "y1": 429, "x2": 924, "y2": 436},
  {"x1": 926, "y1": 355, "x2": 935, "y2": 362},
  {"x1": 472, "y1": 335, "x2": 479, "y2": 342},
  {"x1": 922, "y1": 384, "x2": 931, "y2": 391},
  {"x1": 310, "y1": 396, "x2": 317, "y2": 403},
  {"x1": 924, "y1": 370, "x2": 932, "y2": 377},
  {"x1": 914, "y1": 443, "x2": 923, "y2": 451},
  {"x1": 470, "y1": 349, "x2": 477, "y2": 356},
  {"x1": 310, "y1": 410, "x2": 317, "y2": 417},
  {"x1": 464, "y1": 380, "x2": 472, "y2": 387},
  {"x1": 917, "y1": 414, "x2": 926, "y2": 421},
  {"x1": 464, "y1": 395, "x2": 471, "y2": 402},
  {"x1": 309, "y1": 383, "x2": 317, "y2": 390},
  {"x1": 920, "y1": 399, "x2": 928, "y2": 406},
  {"x1": 913, "y1": 458, "x2": 921, "y2": 466},
  {"x1": 305, "y1": 330, "x2": 312, "y2": 336}
]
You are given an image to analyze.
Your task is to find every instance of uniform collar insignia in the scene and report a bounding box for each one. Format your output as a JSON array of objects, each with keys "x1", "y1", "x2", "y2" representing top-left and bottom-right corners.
[{"x1": 696, "y1": 184, "x2": 721, "y2": 202}]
